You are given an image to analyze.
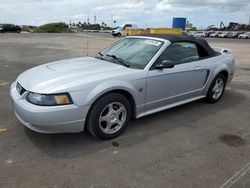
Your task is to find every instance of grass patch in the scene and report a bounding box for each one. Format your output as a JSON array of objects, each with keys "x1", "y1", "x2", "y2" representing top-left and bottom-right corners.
[{"x1": 33, "y1": 22, "x2": 72, "y2": 33}]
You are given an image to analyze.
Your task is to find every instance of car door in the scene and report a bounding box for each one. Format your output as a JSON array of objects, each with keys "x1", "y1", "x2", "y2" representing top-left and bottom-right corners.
[
  {"x1": 10, "y1": 25, "x2": 16, "y2": 32},
  {"x1": 145, "y1": 42, "x2": 209, "y2": 112},
  {"x1": 6, "y1": 25, "x2": 12, "y2": 32}
]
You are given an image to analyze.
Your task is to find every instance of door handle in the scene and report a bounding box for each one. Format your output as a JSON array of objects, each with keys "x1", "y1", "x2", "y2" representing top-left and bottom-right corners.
[{"x1": 194, "y1": 66, "x2": 202, "y2": 70}]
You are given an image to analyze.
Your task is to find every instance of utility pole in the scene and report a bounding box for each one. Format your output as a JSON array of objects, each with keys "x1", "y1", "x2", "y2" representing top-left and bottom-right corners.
[
  {"x1": 87, "y1": 12, "x2": 90, "y2": 24},
  {"x1": 111, "y1": 14, "x2": 113, "y2": 28},
  {"x1": 220, "y1": 21, "x2": 225, "y2": 29},
  {"x1": 86, "y1": 32, "x2": 89, "y2": 56}
]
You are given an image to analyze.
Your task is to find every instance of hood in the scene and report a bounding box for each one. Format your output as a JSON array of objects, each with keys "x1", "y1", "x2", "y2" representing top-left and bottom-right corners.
[{"x1": 17, "y1": 57, "x2": 138, "y2": 93}]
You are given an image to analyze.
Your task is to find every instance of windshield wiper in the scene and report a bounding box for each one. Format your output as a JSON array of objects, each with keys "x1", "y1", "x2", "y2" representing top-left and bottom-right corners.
[
  {"x1": 95, "y1": 52, "x2": 104, "y2": 60},
  {"x1": 106, "y1": 54, "x2": 130, "y2": 67},
  {"x1": 97, "y1": 52, "x2": 104, "y2": 56}
]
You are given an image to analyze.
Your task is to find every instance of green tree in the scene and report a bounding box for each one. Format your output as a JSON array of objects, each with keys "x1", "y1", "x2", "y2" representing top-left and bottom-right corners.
[{"x1": 33, "y1": 22, "x2": 72, "y2": 33}]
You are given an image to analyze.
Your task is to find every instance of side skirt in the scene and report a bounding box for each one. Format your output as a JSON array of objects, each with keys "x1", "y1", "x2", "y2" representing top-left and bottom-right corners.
[{"x1": 136, "y1": 95, "x2": 206, "y2": 119}]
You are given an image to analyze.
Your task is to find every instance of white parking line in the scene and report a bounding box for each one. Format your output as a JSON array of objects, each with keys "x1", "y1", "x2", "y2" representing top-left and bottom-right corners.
[
  {"x1": 220, "y1": 163, "x2": 250, "y2": 188},
  {"x1": 0, "y1": 80, "x2": 9, "y2": 86}
]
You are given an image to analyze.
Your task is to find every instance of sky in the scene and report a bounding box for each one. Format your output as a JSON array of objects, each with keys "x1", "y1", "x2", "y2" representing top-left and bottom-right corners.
[{"x1": 0, "y1": 0, "x2": 249, "y2": 28}]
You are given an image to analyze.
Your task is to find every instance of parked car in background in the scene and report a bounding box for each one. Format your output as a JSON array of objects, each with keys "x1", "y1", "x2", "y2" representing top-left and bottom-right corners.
[
  {"x1": 0, "y1": 24, "x2": 21, "y2": 33},
  {"x1": 238, "y1": 32, "x2": 250, "y2": 39},
  {"x1": 218, "y1": 32, "x2": 229, "y2": 38},
  {"x1": 187, "y1": 31, "x2": 195, "y2": 36},
  {"x1": 192, "y1": 31, "x2": 206, "y2": 38},
  {"x1": 11, "y1": 34, "x2": 235, "y2": 139},
  {"x1": 228, "y1": 32, "x2": 244, "y2": 39},
  {"x1": 112, "y1": 24, "x2": 138, "y2": 37},
  {"x1": 210, "y1": 32, "x2": 221, "y2": 38},
  {"x1": 21, "y1": 25, "x2": 36, "y2": 33},
  {"x1": 206, "y1": 31, "x2": 215, "y2": 37},
  {"x1": 227, "y1": 32, "x2": 238, "y2": 38},
  {"x1": 182, "y1": 31, "x2": 188, "y2": 35}
]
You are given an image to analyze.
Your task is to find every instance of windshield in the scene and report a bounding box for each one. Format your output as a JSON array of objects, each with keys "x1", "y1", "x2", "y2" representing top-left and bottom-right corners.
[{"x1": 97, "y1": 38, "x2": 164, "y2": 69}]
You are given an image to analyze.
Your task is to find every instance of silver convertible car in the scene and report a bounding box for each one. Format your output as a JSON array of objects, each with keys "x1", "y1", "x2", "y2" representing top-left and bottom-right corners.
[{"x1": 10, "y1": 34, "x2": 235, "y2": 139}]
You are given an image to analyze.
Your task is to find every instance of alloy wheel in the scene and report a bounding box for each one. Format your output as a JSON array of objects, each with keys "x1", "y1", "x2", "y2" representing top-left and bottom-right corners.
[
  {"x1": 99, "y1": 102, "x2": 127, "y2": 134},
  {"x1": 212, "y1": 78, "x2": 225, "y2": 100}
]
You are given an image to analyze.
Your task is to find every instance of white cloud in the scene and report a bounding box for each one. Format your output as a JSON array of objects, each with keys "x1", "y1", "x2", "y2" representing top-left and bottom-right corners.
[
  {"x1": 0, "y1": 0, "x2": 249, "y2": 28},
  {"x1": 156, "y1": 0, "x2": 250, "y2": 12},
  {"x1": 95, "y1": 2, "x2": 144, "y2": 11}
]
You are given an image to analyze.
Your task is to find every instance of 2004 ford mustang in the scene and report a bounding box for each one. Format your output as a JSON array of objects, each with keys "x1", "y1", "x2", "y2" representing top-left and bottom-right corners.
[{"x1": 10, "y1": 34, "x2": 235, "y2": 139}]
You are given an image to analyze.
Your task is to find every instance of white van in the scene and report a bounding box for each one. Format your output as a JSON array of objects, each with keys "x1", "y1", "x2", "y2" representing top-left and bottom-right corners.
[{"x1": 112, "y1": 24, "x2": 138, "y2": 37}]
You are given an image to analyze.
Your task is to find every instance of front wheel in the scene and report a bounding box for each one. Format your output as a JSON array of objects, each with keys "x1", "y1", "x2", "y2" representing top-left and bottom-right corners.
[
  {"x1": 86, "y1": 93, "x2": 131, "y2": 139},
  {"x1": 206, "y1": 74, "x2": 226, "y2": 103}
]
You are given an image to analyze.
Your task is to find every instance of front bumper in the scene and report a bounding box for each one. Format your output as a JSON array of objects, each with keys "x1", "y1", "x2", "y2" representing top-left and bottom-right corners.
[{"x1": 10, "y1": 82, "x2": 90, "y2": 133}]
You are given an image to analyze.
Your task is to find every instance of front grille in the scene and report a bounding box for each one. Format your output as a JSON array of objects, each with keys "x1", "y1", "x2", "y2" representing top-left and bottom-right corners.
[{"x1": 16, "y1": 83, "x2": 26, "y2": 95}]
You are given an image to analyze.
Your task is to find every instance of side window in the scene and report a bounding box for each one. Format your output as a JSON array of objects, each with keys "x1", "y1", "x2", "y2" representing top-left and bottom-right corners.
[
  {"x1": 156, "y1": 42, "x2": 200, "y2": 65},
  {"x1": 8, "y1": 25, "x2": 14, "y2": 29}
]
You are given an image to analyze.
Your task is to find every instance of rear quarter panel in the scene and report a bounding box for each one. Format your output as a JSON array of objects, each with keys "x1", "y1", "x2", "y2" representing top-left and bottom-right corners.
[{"x1": 202, "y1": 49, "x2": 235, "y2": 94}]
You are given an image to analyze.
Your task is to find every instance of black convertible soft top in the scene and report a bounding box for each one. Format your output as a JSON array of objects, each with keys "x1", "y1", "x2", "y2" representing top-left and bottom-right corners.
[{"x1": 136, "y1": 34, "x2": 219, "y2": 57}]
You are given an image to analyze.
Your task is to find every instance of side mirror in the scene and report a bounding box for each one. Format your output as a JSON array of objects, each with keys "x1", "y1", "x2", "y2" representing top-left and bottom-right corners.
[{"x1": 155, "y1": 60, "x2": 175, "y2": 69}]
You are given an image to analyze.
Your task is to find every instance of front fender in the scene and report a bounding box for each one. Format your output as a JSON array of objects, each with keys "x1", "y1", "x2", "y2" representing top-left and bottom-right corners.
[
  {"x1": 70, "y1": 79, "x2": 145, "y2": 108},
  {"x1": 86, "y1": 80, "x2": 138, "y2": 105}
]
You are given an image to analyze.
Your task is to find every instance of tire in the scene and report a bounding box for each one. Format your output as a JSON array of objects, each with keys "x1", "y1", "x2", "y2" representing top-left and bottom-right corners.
[
  {"x1": 117, "y1": 33, "x2": 121, "y2": 37},
  {"x1": 206, "y1": 74, "x2": 226, "y2": 103},
  {"x1": 86, "y1": 92, "x2": 131, "y2": 139}
]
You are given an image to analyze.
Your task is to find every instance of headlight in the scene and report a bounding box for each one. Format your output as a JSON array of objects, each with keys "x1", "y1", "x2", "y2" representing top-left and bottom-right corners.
[{"x1": 26, "y1": 92, "x2": 73, "y2": 106}]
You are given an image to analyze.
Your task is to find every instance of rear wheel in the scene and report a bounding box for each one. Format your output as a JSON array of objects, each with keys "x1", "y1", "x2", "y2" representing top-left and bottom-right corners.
[
  {"x1": 117, "y1": 33, "x2": 121, "y2": 37},
  {"x1": 206, "y1": 74, "x2": 226, "y2": 103},
  {"x1": 86, "y1": 93, "x2": 131, "y2": 139}
]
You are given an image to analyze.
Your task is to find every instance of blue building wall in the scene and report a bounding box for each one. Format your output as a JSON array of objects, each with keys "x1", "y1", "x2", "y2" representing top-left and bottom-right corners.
[{"x1": 172, "y1": 17, "x2": 186, "y2": 31}]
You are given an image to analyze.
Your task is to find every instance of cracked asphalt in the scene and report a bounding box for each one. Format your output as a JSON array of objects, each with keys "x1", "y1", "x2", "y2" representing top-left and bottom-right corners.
[{"x1": 0, "y1": 33, "x2": 250, "y2": 188}]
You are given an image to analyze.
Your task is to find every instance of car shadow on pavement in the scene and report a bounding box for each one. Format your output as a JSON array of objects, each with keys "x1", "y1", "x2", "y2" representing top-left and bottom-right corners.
[{"x1": 25, "y1": 89, "x2": 246, "y2": 159}]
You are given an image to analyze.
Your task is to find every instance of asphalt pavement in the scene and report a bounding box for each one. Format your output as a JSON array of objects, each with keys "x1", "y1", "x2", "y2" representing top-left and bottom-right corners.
[{"x1": 0, "y1": 33, "x2": 250, "y2": 188}]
